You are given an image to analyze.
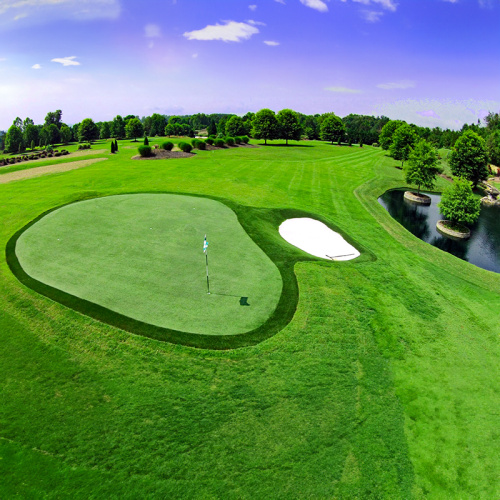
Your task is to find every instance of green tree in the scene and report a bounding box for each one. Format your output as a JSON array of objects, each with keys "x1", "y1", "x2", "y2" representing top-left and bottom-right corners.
[
  {"x1": 277, "y1": 109, "x2": 302, "y2": 145},
  {"x1": 449, "y1": 130, "x2": 488, "y2": 188},
  {"x1": 379, "y1": 120, "x2": 405, "y2": 150},
  {"x1": 486, "y1": 130, "x2": 500, "y2": 166},
  {"x1": 44, "y1": 110, "x2": 63, "y2": 129},
  {"x1": 60, "y1": 125, "x2": 72, "y2": 144},
  {"x1": 404, "y1": 140, "x2": 440, "y2": 195},
  {"x1": 438, "y1": 178, "x2": 481, "y2": 225},
  {"x1": 389, "y1": 124, "x2": 417, "y2": 167},
  {"x1": 47, "y1": 124, "x2": 60, "y2": 145},
  {"x1": 207, "y1": 119, "x2": 217, "y2": 137},
  {"x1": 320, "y1": 113, "x2": 345, "y2": 144},
  {"x1": 78, "y1": 118, "x2": 100, "y2": 143},
  {"x1": 39, "y1": 127, "x2": 50, "y2": 148},
  {"x1": 99, "y1": 122, "x2": 110, "y2": 140},
  {"x1": 5, "y1": 125, "x2": 23, "y2": 153},
  {"x1": 22, "y1": 117, "x2": 34, "y2": 132},
  {"x1": 23, "y1": 124, "x2": 38, "y2": 150},
  {"x1": 150, "y1": 113, "x2": 166, "y2": 136},
  {"x1": 225, "y1": 116, "x2": 246, "y2": 137},
  {"x1": 125, "y1": 118, "x2": 144, "y2": 141},
  {"x1": 252, "y1": 109, "x2": 279, "y2": 145},
  {"x1": 111, "y1": 115, "x2": 125, "y2": 139}
]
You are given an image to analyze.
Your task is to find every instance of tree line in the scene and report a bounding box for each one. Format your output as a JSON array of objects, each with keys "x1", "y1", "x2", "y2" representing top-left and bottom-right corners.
[{"x1": 2, "y1": 109, "x2": 499, "y2": 167}]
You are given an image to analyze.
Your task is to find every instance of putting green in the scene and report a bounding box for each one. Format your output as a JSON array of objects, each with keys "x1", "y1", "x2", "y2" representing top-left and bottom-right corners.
[{"x1": 15, "y1": 194, "x2": 283, "y2": 336}]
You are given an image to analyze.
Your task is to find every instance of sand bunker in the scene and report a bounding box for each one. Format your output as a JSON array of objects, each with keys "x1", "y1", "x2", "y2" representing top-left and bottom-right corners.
[{"x1": 279, "y1": 218, "x2": 360, "y2": 261}]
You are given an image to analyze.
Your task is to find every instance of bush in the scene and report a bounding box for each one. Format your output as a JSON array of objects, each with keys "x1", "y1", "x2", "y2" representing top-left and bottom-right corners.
[
  {"x1": 214, "y1": 139, "x2": 225, "y2": 148},
  {"x1": 196, "y1": 140, "x2": 206, "y2": 150},
  {"x1": 138, "y1": 145, "x2": 152, "y2": 157},
  {"x1": 372, "y1": 142, "x2": 379, "y2": 147},
  {"x1": 241, "y1": 136, "x2": 250, "y2": 144},
  {"x1": 234, "y1": 136, "x2": 242, "y2": 144},
  {"x1": 46, "y1": 145, "x2": 54, "y2": 153},
  {"x1": 205, "y1": 138, "x2": 214, "y2": 146},
  {"x1": 161, "y1": 141, "x2": 174, "y2": 151},
  {"x1": 191, "y1": 139, "x2": 200, "y2": 148},
  {"x1": 179, "y1": 142, "x2": 193, "y2": 153},
  {"x1": 47, "y1": 153, "x2": 53, "y2": 157},
  {"x1": 144, "y1": 136, "x2": 149, "y2": 146},
  {"x1": 55, "y1": 152, "x2": 62, "y2": 157},
  {"x1": 225, "y1": 136, "x2": 235, "y2": 146}
]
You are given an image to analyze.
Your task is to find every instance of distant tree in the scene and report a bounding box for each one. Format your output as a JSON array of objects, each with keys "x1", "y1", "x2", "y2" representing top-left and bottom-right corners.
[
  {"x1": 438, "y1": 178, "x2": 481, "y2": 225},
  {"x1": 320, "y1": 113, "x2": 345, "y2": 144},
  {"x1": 124, "y1": 114, "x2": 136, "y2": 125},
  {"x1": 404, "y1": 140, "x2": 440, "y2": 195},
  {"x1": 13, "y1": 117, "x2": 23, "y2": 131},
  {"x1": 100, "y1": 122, "x2": 111, "y2": 140},
  {"x1": 23, "y1": 124, "x2": 38, "y2": 150},
  {"x1": 486, "y1": 130, "x2": 500, "y2": 166},
  {"x1": 379, "y1": 120, "x2": 405, "y2": 150},
  {"x1": 484, "y1": 111, "x2": 500, "y2": 132},
  {"x1": 111, "y1": 115, "x2": 125, "y2": 139},
  {"x1": 277, "y1": 109, "x2": 302, "y2": 145},
  {"x1": 114, "y1": 139, "x2": 118, "y2": 152},
  {"x1": 150, "y1": 113, "x2": 166, "y2": 136},
  {"x1": 252, "y1": 109, "x2": 279, "y2": 145},
  {"x1": 22, "y1": 117, "x2": 34, "y2": 132},
  {"x1": 39, "y1": 127, "x2": 50, "y2": 148},
  {"x1": 181, "y1": 123, "x2": 194, "y2": 138},
  {"x1": 207, "y1": 119, "x2": 217, "y2": 137},
  {"x1": 44, "y1": 110, "x2": 63, "y2": 129},
  {"x1": 225, "y1": 116, "x2": 246, "y2": 137},
  {"x1": 389, "y1": 124, "x2": 417, "y2": 167},
  {"x1": 125, "y1": 118, "x2": 144, "y2": 141},
  {"x1": 60, "y1": 125, "x2": 72, "y2": 144},
  {"x1": 164, "y1": 124, "x2": 174, "y2": 137},
  {"x1": 449, "y1": 130, "x2": 488, "y2": 188},
  {"x1": 78, "y1": 118, "x2": 100, "y2": 143},
  {"x1": 47, "y1": 123, "x2": 60, "y2": 145},
  {"x1": 5, "y1": 125, "x2": 23, "y2": 153},
  {"x1": 302, "y1": 115, "x2": 320, "y2": 140},
  {"x1": 217, "y1": 116, "x2": 232, "y2": 136}
]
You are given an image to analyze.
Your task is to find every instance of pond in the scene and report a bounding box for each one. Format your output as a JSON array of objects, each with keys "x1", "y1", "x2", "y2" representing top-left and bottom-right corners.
[{"x1": 378, "y1": 189, "x2": 500, "y2": 273}]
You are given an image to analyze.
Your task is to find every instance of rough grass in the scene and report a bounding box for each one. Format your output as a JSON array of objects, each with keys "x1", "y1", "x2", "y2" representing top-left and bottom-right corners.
[{"x1": 0, "y1": 140, "x2": 498, "y2": 498}]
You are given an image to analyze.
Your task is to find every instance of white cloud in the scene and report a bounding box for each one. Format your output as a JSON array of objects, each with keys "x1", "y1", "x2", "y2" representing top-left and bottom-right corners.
[
  {"x1": 247, "y1": 19, "x2": 266, "y2": 25},
  {"x1": 300, "y1": 0, "x2": 328, "y2": 12},
  {"x1": 325, "y1": 86, "x2": 363, "y2": 94},
  {"x1": 377, "y1": 80, "x2": 416, "y2": 90},
  {"x1": 361, "y1": 10, "x2": 383, "y2": 21},
  {"x1": 192, "y1": 53, "x2": 198, "y2": 58},
  {"x1": 249, "y1": 4, "x2": 257, "y2": 10},
  {"x1": 274, "y1": 0, "x2": 285, "y2": 4},
  {"x1": 51, "y1": 56, "x2": 80, "y2": 67},
  {"x1": 144, "y1": 23, "x2": 161, "y2": 38},
  {"x1": 352, "y1": 0, "x2": 397, "y2": 11},
  {"x1": 0, "y1": 0, "x2": 121, "y2": 26},
  {"x1": 442, "y1": 0, "x2": 459, "y2": 3},
  {"x1": 31, "y1": 63, "x2": 41, "y2": 69},
  {"x1": 264, "y1": 40, "x2": 280, "y2": 46},
  {"x1": 183, "y1": 21, "x2": 259, "y2": 42}
]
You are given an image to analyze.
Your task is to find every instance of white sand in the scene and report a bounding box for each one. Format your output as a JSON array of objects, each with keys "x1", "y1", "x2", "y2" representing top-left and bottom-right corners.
[{"x1": 279, "y1": 218, "x2": 360, "y2": 261}]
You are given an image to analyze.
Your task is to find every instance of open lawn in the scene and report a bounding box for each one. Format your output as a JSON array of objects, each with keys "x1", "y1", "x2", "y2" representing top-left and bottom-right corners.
[{"x1": 0, "y1": 139, "x2": 498, "y2": 498}]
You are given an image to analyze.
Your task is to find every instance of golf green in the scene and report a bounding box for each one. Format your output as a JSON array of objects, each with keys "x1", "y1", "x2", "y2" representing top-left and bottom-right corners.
[{"x1": 14, "y1": 193, "x2": 283, "y2": 336}]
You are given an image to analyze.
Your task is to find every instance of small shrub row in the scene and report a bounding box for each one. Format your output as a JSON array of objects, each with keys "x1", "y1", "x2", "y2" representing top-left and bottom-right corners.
[
  {"x1": 138, "y1": 145, "x2": 152, "y2": 157},
  {"x1": 178, "y1": 142, "x2": 193, "y2": 153},
  {"x1": 0, "y1": 150, "x2": 69, "y2": 166},
  {"x1": 191, "y1": 139, "x2": 206, "y2": 150},
  {"x1": 78, "y1": 143, "x2": 92, "y2": 150}
]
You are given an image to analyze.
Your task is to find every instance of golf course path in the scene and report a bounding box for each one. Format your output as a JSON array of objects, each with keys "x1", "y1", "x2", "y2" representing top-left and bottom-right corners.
[{"x1": 0, "y1": 158, "x2": 107, "y2": 184}]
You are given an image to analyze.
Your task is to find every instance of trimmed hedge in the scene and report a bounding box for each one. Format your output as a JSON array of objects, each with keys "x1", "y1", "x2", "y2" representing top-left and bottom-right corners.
[
  {"x1": 138, "y1": 145, "x2": 152, "y2": 157},
  {"x1": 225, "y1": 137, "x2": 235, "y2": 146},
  {"x1": 241, "y1": 136, "x2": 250, "y2": 144},
  {"x1": 205, "y1": 138, "x2": 214, "y2": 146},
  {"x1": 178, "y1": 142, "x2": 193, "y2": 153},
  {"x1": 214, "y1": 139, "x2": 225, "y2": 148},
  {"x1": 161, "y1": 141, "x2": 174, "y2": 151}
]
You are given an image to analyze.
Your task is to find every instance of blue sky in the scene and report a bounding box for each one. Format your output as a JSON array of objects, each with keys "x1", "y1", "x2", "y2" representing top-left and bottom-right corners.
[{"x1": 0, "y1": 0, "x2": 499, "y2": 130}]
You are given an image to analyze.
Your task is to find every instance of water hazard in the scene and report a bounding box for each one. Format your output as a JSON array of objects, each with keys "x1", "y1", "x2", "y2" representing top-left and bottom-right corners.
[{"x1": 378, "y1": 189, "x2": 500, "y2": 273}]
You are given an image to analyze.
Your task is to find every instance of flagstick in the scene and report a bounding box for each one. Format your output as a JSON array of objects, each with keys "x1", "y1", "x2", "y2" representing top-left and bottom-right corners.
[{"x1": 205, "y1": 250, "x2": 210, "y2": 294}]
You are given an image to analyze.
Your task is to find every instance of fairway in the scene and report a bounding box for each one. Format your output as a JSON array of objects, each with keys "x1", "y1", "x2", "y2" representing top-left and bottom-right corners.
[
  {"x1": 14, "y1": 193, "x2": 283, "y2": 336},
  {"x1": 1, "y1": 140, "x2": 498, "y2": 499}
]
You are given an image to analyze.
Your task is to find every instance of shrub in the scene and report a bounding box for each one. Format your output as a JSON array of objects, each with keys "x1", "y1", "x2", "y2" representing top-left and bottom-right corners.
[
  {"x1": 372, "y1": 142, "x2": 379, "y2": 147},
  {"x1": 214, "y1": 139, "x2": 225, "y2": 148},
  {"x1": 179, "y1": 142, "x2": 193, "y2": 153},
  {"x1": 191, "y1": 139, "x2": 200, "y2": 148},
  {"x1": 47, "y1": 153, "x2": 53, "y2": 157},
  {"x1": 234, "y1": 136, "x2": 242, "y2": 144},
  {"x1": 208, "y1": 135, "x2": 217, "y2": 141},
  {"x1": 111, "y1": 141, "x2": 115, "y2": 154},
  {"x1": 144, "y1": 136, "x2": 149, "y2": 146},
  {"x1": 161, "y1": 141, "x2": 174, "y2": 151},
  {"x1": 241, "y1": 136, "x2": 250, "y2": 144},
  {"x1": 205, "y1": 138, "x2": 214, "y2": 146},
  {"x1": 46, "y1": 145, "x2": 54, "y2": 153},
  {"x1": 196, "y1": 140, "x2": 206, "y2": 150},
  {"x1": 138, "y1": 145, "x2": 152, "y2": 157},
  {"x1": 55, "y1": 152, "x2": 62, "y2": 157},
  {"x1": 225, "y1": 136, "x2": 235, "y2": 146}
]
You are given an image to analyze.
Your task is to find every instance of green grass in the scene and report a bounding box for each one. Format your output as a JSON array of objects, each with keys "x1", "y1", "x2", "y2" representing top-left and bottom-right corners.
[{"x1": 0, "y1": 140, "x2": 498, "y2": 498}]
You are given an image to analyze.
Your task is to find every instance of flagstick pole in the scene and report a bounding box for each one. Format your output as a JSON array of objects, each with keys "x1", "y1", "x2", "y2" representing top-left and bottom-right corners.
[{"x1": 205, "y1": 251, "x2": 210, "y2": 294}]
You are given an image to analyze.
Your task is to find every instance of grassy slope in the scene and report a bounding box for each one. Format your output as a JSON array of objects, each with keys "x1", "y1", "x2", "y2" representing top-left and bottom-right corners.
[{"x1": 0, "y1": 141, "x2": 498, "y2": 498}]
